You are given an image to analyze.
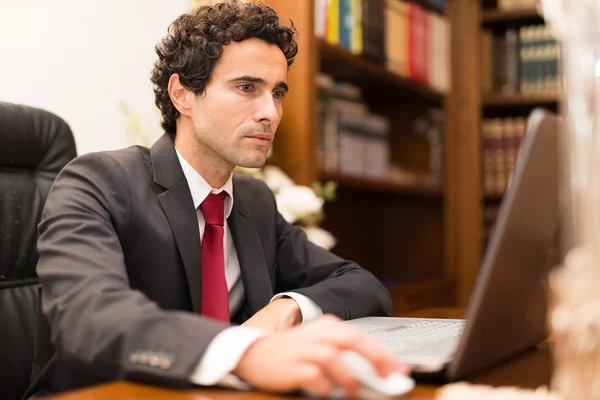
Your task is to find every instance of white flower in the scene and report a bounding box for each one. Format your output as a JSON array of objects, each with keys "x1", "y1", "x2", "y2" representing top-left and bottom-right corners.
[
  {"x1": 276, "y1": 185, "x2": 324, "y2": 224},
  {"x1": 262, "y1": 165, "x2": 294, "y2": 192},
  {"x1": 302, "y1": 226, "x2": 337, "y2": 250}
]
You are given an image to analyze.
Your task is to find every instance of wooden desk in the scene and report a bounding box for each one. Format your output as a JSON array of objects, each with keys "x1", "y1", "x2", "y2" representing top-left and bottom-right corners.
[{"x1": 42, "y1": 308, "x2": 552, "y2": 400}]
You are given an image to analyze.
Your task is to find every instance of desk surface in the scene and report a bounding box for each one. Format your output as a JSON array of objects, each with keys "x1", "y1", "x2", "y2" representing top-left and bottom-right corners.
[{"x1": 43, "y1": 308, "x2": 553, "y2": 400}]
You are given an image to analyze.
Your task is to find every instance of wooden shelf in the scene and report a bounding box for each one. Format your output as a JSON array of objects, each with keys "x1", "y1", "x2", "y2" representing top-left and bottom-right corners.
[
  {"x1": 320, "y1": 172, "x2": 443, "y2": 198},
  {"x1": 481, "y1": 8, "x2": 542, "y2": 24},
  {"x1": 483, "y1": 93, "x2": 559, "y2": 108},
  {"x1": 318, "y1": 39, "x2": 444, "y2": 103}
]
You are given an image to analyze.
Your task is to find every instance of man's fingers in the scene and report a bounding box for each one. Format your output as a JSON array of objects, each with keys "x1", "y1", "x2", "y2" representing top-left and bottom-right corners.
[
  {"x1": 345, "y1": 336, "x2": 408, "y2": 377},
  {"x1": 297, "y1": 365, "x2": 336, "y2": 397},
  {"x1": 293, "y1": 343, "x2": 360, "y2": 397},
  {"x1": 320, "y1": 356, "x2": 361, "y2": 398}
]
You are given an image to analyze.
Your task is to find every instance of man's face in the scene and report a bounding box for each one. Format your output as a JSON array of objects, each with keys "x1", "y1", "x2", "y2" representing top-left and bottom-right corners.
[{"x1": 189, "y1": 38, "x2": 289, "y2": 169}]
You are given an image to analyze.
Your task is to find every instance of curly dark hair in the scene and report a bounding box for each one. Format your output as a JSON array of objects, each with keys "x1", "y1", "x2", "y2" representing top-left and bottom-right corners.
[{"x1": 150, "y1": 0, "x2": 298, "y2": 135}]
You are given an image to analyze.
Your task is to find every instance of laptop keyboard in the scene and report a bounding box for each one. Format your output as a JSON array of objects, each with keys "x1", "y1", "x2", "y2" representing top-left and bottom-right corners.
[{"x1": 369, "y1": 320, "x2": 466, "y2": 352}]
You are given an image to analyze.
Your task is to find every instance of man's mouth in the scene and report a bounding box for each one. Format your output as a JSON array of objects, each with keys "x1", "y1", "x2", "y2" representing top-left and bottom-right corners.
[{"x1": 246, "y1": 133, "x2": 273, "y2": 142}]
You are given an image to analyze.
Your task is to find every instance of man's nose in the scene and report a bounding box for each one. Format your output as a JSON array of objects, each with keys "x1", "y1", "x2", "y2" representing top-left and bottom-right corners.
[{"x1": 254, "y1": 94, "x2": 279, "y2": 123}]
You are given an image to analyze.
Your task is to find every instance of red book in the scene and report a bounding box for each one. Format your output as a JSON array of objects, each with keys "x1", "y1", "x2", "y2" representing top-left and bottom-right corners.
[
  {"x1": 421, "y1": 10, "x2": 430, "y2": 85},
  {"x1": 408, "y1": 3, "x2": 420, "y2": 80}
]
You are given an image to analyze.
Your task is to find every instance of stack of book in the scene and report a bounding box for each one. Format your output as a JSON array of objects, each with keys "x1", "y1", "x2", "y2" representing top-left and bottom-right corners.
[
  {"x1": 384, "y1": 0, "x2": 450, "y2": 93},
  {"x1": 317, "y1": 74, "x2": 391, "y2": 180},
  {"x1": 481, "y1": 24, "x2": 561, "y2": 96},
  {"x1": 481, "y1": 117, "x2": 528, "y2": 196},
  {"x1": 315, "y1": 0, "x2": 451, "y2": 93}
]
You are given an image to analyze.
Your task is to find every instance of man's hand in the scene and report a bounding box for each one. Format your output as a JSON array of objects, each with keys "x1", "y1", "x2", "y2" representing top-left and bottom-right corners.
[
  {"x1": 233, "y1": 315, "x2": 410, "y2": 398},
  {"x1": 241, "y1": 297, "x2": 302, "y2": 332}
]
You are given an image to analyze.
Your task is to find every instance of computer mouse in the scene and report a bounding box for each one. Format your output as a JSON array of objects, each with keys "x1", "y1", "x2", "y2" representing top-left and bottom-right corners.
[{"x1": 304, "y1": 350, "x2": 415, "y2": 398}]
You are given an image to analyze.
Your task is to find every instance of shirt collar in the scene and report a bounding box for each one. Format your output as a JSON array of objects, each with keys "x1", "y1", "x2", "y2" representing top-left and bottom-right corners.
[{"x1": 174, "y1": 146, "x2": 234, "y2": 218}]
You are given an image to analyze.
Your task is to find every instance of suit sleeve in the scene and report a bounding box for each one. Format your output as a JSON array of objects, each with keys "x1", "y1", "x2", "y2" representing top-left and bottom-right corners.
[
  {"x1": 36, "y1": 152, "x2": 227, "y2": 388},
  {"x1": 270, "y1": 189, "x2": 393, "y2": 320}
]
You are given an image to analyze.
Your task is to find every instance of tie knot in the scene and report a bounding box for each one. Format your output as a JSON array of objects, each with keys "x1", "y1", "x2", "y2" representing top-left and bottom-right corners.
[{"x1": 200, "y1": 192, "x2": 226, "y2": 226}]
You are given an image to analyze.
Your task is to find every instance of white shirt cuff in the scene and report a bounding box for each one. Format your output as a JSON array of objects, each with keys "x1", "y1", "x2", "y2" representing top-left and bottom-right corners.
[
  {"x1": 189, "y1": 326, "x2": 266, "y2": 389},
  {"x1": 272, "y1": 292, "x2": 323, "y2": 323}
]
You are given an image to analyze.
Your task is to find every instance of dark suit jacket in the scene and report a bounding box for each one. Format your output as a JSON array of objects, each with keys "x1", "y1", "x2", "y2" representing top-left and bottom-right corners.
[{"x1": 25, "y1": 134, "x2": 392, "y2": 397}]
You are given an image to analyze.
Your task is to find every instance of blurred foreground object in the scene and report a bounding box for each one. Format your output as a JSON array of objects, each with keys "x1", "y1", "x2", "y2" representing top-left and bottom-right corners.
[{"x1": 540, "y1": 0, "x2": 600, "y2": 399}]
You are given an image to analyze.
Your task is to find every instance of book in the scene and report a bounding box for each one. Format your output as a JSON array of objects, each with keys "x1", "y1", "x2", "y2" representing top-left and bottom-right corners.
[{"x1": 481, "y1": 117, "x2": 527, "y2": 196}]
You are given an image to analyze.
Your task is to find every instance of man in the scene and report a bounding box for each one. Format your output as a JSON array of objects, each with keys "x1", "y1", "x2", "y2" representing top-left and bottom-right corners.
[{"x1": 26, "y1": 1, "x2": 407, "y2": 398}]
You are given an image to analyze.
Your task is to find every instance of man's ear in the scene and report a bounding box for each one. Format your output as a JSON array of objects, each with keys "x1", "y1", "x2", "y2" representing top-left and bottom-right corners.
[{"x1": 168, "y1": 74, "x2": 193, "y2": 117}]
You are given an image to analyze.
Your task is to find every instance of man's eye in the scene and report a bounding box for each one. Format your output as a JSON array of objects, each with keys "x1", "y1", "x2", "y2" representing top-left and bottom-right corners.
[
  {"x1": 273, "y1": 90, "x2": 286, "y2": 99},
  {"x1": 238, "y1": 84, "x2": 253, "y2": 92}
]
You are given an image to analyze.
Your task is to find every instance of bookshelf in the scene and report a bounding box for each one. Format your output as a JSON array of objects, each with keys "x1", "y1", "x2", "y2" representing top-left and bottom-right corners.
[
  {"x1": 479, "y1": 1, "x2": 559, "y2": 254},
  {"x1": 267, "y1": 0, "x2": 559, "y2": 309},
  {"x1": 483, "y1": 93, "x2": 559, "y2": 107},
  {"x1": 257, "y1": 0, "x2": 485, "y2": 311},
  {"x1": 319, "y1": 40, "x2": 445, "y2": 102}
]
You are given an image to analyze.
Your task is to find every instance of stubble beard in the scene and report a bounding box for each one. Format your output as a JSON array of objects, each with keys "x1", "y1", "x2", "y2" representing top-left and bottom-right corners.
[
  {"x1": 195, "y1": 126, "x2": 271, "y2": 170},
  {"x1": 233, "y1": 146, "x2": 269, "y2": 168}
]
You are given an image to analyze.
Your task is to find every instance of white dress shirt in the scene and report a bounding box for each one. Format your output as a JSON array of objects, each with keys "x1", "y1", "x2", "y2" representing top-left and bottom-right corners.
[{"x1": 174, "y1": 148, "x2": 323, "y2": 388}]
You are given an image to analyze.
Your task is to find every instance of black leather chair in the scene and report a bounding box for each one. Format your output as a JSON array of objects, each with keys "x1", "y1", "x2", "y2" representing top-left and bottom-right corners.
[{"x1": 0, "y1": 102, "x2": 77, "y2": 400}]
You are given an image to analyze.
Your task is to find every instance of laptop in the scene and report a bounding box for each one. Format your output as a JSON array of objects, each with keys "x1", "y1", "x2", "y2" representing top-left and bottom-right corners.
[{"x1": 346, "y1": 108, "x2": 561, "y2": 382}]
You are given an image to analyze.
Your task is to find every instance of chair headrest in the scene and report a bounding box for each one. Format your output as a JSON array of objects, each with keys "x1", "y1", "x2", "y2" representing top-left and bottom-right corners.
[
  {"x1": 0, "y1": 102, "x2": 77, "y2": 172},
  {"x1": 0, "y1": 102, "x2": 77, "y2": 281}
]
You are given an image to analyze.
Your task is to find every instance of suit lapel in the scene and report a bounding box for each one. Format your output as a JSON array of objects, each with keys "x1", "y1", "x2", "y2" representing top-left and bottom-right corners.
[
  {"x1": 228, "y1": 201, "x2": 273, "y2": 315},
  {"x1": 151, "y1": 134, "x2": 203, "y2": 313}
]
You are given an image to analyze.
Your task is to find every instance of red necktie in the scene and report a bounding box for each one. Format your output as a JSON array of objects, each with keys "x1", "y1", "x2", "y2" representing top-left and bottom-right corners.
[{"x1": 199, "y1": 192, "x2": 229, "y2": 323}]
